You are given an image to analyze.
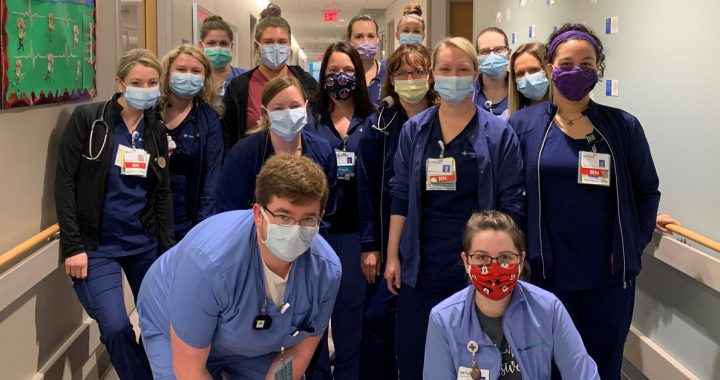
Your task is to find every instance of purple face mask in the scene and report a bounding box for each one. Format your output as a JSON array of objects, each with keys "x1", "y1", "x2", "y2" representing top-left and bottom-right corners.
[
  {"x1": 551, "y1": 66, "x2": 598, "y2": 101},
  {"x1": 353, "y1": 41, "x2": 378, "y2": 60}
]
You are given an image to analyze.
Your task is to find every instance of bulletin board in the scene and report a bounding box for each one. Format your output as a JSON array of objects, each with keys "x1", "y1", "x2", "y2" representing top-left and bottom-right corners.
[{"x1": 1, "y1": 0, "x2": 96, "y2": 109}]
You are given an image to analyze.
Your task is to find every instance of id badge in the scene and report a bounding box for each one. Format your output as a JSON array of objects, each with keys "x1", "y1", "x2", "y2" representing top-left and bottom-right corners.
[
  {"x1": 114, "y1": 144, "x2": 128, "y2": 168},
  {"x1": 457, "y1": 366, "x2": 490, "y2": 380},
  {"x1": 426, "y1": 157, "x2": 457, "y2": 191},
  {"x1": 273, "y1": 357, "x2": 293, "y2": 380},
  {"x1": 578, "y1": 151, "x2": 611, "y2": 187},
  {"x1": 122, "y1": 147, "x2": 150, "y2": 177},
  {"x1": 336, "y1": 150, "x2": 356, "y2": 180}
]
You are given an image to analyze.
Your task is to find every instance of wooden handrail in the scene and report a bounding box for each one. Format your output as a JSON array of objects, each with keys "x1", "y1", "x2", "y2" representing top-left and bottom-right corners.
[
  {"x1": 0, "y1": 224, "x2": 60, "y2": 271},
  {"x1": 665, "y1": 223, "x2": 720, "y2": 253}
]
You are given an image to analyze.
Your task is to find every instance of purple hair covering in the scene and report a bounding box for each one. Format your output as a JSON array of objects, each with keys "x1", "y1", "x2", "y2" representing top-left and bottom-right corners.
[{"x1": 547, "y1": 30, "x2": 600, "y2": 60}]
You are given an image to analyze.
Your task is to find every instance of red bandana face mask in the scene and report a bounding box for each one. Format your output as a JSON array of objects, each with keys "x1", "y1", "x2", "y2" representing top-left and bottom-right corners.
[{"x1": 468, "y1": 263, "x2": 520, "y2": 301}]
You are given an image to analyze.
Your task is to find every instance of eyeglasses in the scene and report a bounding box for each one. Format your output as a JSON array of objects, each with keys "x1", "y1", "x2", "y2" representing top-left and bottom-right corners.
[
  {"x1": 391, "y1": 69, "x2": 428, "y2": 80},
  {"x1": 467, "y1": 253, "x2": 520, "y2": 266},
  {"x1": 477, "y1": 46, "x2": 509, "y2": 56},
  {"x1": 263, "y1": 206, "x2": 321, "y2": 228}
]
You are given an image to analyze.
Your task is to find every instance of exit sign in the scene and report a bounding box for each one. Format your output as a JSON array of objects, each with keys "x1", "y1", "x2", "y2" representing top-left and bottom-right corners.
[{"x1": 324, "y1": 11, "x2": 338, "y2": 22}]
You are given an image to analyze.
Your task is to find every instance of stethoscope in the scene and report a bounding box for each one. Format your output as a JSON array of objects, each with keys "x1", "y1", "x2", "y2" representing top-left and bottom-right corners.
[{"x1": 82, "y1": 100, "x2": 111, "y2": 161}]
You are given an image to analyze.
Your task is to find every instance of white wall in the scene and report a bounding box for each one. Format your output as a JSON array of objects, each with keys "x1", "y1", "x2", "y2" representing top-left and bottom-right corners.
[{"x1": 473, "y1": 1, "x2": 720, "y2": 379}]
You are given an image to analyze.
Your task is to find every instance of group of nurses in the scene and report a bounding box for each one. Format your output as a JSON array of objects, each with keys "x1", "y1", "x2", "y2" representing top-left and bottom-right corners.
[
  {"x1": 137, "y1": 155, "x2": 342, "y2": 379},
  {"x1": 306, "y1": 41, "x2": 378, "y2": 380},
  {"x1": 385, "y1": 36, "x2": 525, "y2": 379},
  {"x1": 424, "y1": 210, "x2": 600, "y2": 379},
  {"x1": 356, "y1": 42, "x2": 436, "y2": 379},
  {"x1": 55, "y1": 49, "x2": 174, "y2": 379},
  {"x1": 222, "y1": 3, "x2": 318, "y2": 150},
  {"x1": 156, "y1": 44, "x2": 223, "y2": 240},
  {"x1": 508, "y1": 23, "x2": 661, "y2": 380},
  {"x1": 216, "y1": 76, "x2": 336, "y2": 212}
]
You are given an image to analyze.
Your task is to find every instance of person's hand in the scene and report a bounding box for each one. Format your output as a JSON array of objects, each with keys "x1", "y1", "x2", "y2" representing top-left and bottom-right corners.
[
  {"x1": 65, "y1": 252, "x2": 88, "y2": 279},
  {"x1": 384, "y1": 255, "x2": 401, "y2": 296},
  {"x1": 656, "y1": 213, "x2": 681, "y2": 233},
  {"x1": 361, "y1": 251, "x2": 381, "y2": 283}
]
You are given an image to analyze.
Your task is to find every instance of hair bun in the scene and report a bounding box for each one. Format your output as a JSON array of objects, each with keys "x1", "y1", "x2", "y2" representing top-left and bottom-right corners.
[
  {"x1": 260, "y1": 3, "x2": 282, "y2": 19},
  {"x1": 203, "y1": 15, "x2": 223, "y2": 23},
  {"x1": 403, "y1": 3, "x2": 422, "y2": 17}
]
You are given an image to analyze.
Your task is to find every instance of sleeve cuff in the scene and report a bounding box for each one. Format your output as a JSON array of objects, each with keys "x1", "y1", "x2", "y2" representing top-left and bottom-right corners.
[
  {"x1": 391, "y1": 198, "x2": 408, "y2": 216},
  {"x1": 361, "y1": 242, "x2": 379, "y2": 253}
]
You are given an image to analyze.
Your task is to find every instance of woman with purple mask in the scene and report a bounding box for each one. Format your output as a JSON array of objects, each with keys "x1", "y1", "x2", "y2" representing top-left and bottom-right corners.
[
  {"x1": 507, "y1": 23, "x2": 660, "y2": 380},
  {"x1": 346, "y1": 15, "x2": 387, "y2": 105}
]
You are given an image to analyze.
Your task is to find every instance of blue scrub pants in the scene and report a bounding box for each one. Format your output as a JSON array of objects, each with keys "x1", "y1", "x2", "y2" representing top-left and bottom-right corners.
[
  {"x1": 359, "y1": 276, "x2": 398, "y2": 380},
  {"x1": 71, "y1": 249, "x2": 157, "y2": 380},
  {"x1": 551, "y1": 283, "x2": 635, "y2": 380},
  {"x1": 395, "y1": 273, "x2": 468, "y2": 380},
  {"x1": 310, "y1": 231, "x2": 365, "y2": 380}
]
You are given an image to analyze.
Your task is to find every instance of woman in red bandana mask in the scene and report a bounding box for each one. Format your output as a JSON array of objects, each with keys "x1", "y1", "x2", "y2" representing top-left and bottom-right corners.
[{"x1": 424, "y1": 210, "x2": 600, "y2": 380}]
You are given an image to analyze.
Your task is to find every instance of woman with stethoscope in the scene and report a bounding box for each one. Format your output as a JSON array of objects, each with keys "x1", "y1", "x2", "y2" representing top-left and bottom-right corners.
[
  {"x1": 216, "y1": 76, "x2": 336, "y2": 213},
  {"x1": 384, "y1": 36, "x2": 524, "y2": 380},
  {"x1": 305, "y1": 41, "x2": 377, "y2": 380},
  {"x1": 424, "y1": 210, "x2": 599, "y2": 379},
  {"x1": 356, "y1": 42, "x2": 436, "y2": 380},
  {"x1": 507, "y1": 24, "x2": 660, "y2": 380},
  {"x1": 346, "y1": 15, "x2": 387, "y2": 105},
  {"x1": 506, "y1": 42, "x2": 551, "y2": 119},
  {"x1": 157, "y1": 44, "x2": 223, "y2": 240},
  {"x1": 474, "y1": 27, "x2": 512, "y2": 119},
  {"x1": 198, "y1": 15, "x2": 248, "y2": 106},
  {"x1": 54, "y1": 48, "x2": 174, "y2": 380}
]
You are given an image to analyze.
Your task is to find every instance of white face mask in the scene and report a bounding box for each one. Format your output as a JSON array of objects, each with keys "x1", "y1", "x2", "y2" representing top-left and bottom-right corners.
[
  {"x1": 260, "y1": 208, "x2": 318, "y2": 262},
  {"x1": 267, "y1": 107, "x2": 307, "y2": 142}
]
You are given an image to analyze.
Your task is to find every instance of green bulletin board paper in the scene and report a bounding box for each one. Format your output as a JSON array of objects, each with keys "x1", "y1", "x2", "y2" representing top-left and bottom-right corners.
[{"x1": 2, "y1": 0, "x2": 96, "y2": 108}]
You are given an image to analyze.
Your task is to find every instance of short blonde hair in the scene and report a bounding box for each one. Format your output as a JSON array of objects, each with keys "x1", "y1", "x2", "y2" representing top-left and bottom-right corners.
[
  {"x1": 251, "y1": 76, "x2": 307, "y2": 134},
  {"x1": 432, "y1": 37, "x2": 478, "y2": 73},
  {"x1": 255, "y1": 155, "x2": 329, "y2": 209},
  {"x1": 158, "y1": 44, "x2": 218, "y2": 116},
  {"x1": 116, "y1": 48, "x2": 161, "y2": 81}
]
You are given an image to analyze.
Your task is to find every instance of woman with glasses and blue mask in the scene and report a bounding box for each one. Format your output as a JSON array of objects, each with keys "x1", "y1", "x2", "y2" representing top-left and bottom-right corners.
[
  {"x1": 137, "y1": 155, "x2": 342, "y2": 380},
  {"x1": 347, "y1": 15, "x2": 387, "y2": 105},
  {"x1": 356, "y1": 42, "x2": 436, "y2": 380},
  {"x1": 157, "y1": 44, "x2": 223, "y2": 240},
  {"x1": 395, "y1": 3, "x2": 425, "y2": 46},
  {"x1": 55, "y1": 48, "x2": 174, "y2": 380},
  {"x1": 507, "y1": 43, "x2": 551, "y2": 118},
  {"x1": 216, "y1": 76, "x2": 336, "y2": 213},
  {"x1": 424, "y1": 210, "x2": 599, "y2": 379},
  {"x1": 305, "y1": 41, "x2": 377, "y2": 380},
  {"x1": 222, "y1": 3, "x2": 317, "y2": 150},
  {"x1": 384, "y1": 36, "x2": 524, "y2": 380},
  {"x1": 474, "y1": 27, "x2": 512, "y2": 119},
  {"x1": 198, "y1": 16, "x2": 248, "y2": 107},
  {"x1": 507, "y1": 24, "x2": 660, "y2": 380}
]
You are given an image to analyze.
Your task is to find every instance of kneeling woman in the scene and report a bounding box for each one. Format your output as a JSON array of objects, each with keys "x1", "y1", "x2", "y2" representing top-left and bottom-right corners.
[
  {"x1": 424, "y1": 211, "x2": 599, "y2": 379},
  {"x1": 216, "y1": 76, "x2": 336, "y2": 212}
]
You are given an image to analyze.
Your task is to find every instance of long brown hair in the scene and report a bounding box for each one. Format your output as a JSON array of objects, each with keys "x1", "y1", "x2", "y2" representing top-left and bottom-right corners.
[
  {"x1": 507, "y1": 43, "x2": 551, "y2": 117},
  {"x1": 315, "y1": 42, "x2": 377, "y2": 119}
]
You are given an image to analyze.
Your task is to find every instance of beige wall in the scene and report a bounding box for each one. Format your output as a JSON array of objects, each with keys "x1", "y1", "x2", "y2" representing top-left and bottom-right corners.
[{"x1": 0, "y1": 2, "x2": 119, "y2": 254}]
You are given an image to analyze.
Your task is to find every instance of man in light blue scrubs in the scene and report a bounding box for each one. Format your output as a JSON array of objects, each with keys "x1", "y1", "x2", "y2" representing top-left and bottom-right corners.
[{"x1": 137, "y1": 155, "x2": 342, "y2": 380}]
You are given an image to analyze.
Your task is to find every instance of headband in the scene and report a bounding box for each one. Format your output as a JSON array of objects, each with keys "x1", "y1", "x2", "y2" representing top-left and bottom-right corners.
[{"x1": 547, "y1": 30, "x2": 600, "y2": 60}]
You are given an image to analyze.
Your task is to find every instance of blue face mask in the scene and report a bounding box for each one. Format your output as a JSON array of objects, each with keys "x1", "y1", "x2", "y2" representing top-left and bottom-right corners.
[
  {"x1": 260, "y1": 44, "x2": 291, "y2": 70},
  {"x1": 398, "y1": 33, "x2": 423, "y2": 45},
  {"x1": 268, "y1": 107, "x2": 307, "y2": 142},
  {"x1": 170, "y1": 72, "x2": 205, "y2": 98},
  {"x1": 516, "y1": 71, "x2": 550, "y2": 101},
  {"x1": 434, "y1": 76, "x2": 475, "y2": 105},
  {"x1": 123, "y1": 84, "x2": 160, "y2": 110},
  {"x1": 479, "y1": 53, "x2": 509, "y2": 79}
]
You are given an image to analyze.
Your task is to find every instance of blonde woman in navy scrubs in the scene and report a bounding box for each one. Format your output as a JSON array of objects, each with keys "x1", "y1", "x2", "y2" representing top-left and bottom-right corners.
[
  {"x1": 55, "y1": 49, "x2": 174, "y2": 379},
  {"x1": 385, "y1": 36, "x2": 524, "y2": 380},
  {"x1": 508, "y1": 24, "x2": 660, "y2": 380}
]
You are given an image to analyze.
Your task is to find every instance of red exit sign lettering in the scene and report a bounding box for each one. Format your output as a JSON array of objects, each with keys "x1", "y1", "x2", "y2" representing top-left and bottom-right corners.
[{"x1": 324, "y1": 11, "x2": 338, "y2": 22}]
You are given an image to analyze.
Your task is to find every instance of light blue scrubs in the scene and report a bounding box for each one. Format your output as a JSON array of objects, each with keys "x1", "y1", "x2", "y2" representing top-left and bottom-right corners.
[{"x1": 137, "y1": 210, "x2": 342, "y2": 379}]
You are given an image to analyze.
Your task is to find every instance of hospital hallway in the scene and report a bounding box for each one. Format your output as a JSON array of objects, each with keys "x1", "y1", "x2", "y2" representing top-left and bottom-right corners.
[{"x1": 0, "y1": 0, "x2": 719, "y2": 379}]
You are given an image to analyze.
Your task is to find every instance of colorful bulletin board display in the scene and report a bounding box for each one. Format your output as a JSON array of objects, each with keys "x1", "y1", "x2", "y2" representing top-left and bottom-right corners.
[{"x1": 1, "y1": 0, "x2": 96, "y2": 109}]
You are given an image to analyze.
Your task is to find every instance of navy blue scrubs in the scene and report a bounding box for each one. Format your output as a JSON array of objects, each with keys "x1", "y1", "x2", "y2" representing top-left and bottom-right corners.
[
  {"x1": 306, "y1": 113, "x2": 369, "y2": 380},
  {"x1": 474, "y1": 77, "x2": 509, "y2": 118},
  {"x1": 540, "y1": 124, "x2": 633, "y2": 380},
  {"x1": 75, "y1": 119, "x2": 157, "y2": 380},
  {"x1": 356, "y1": 105, "x2": 405, "y2": 380},
  {"x1": 166, "y1": 104, "x2": 222, "y2": 239},
  {"x1": 368, "y1": 60, "x2": 387, "y2": 105}
]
